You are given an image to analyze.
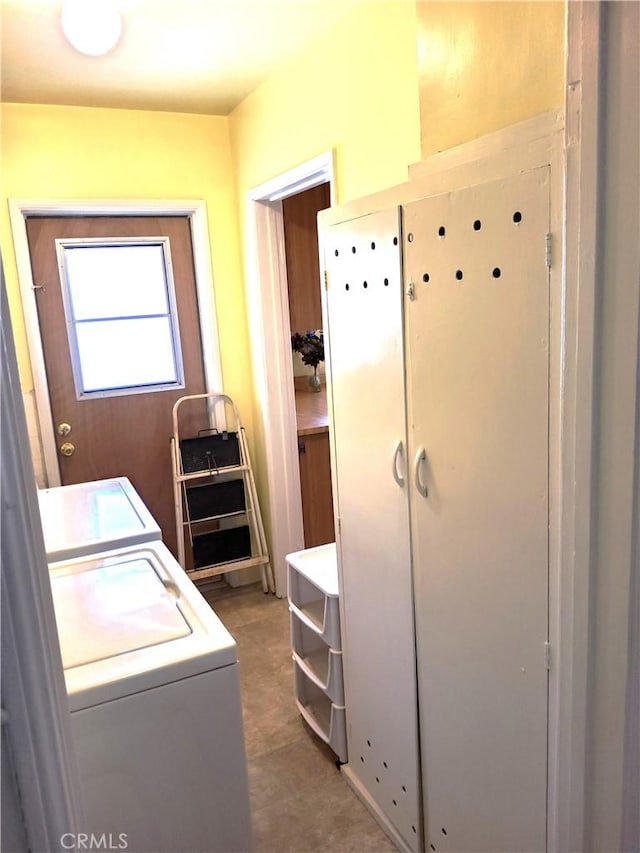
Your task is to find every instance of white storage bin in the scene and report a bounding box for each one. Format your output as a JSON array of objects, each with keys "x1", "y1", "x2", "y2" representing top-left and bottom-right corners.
[
  {"x1": 294, "y1": 660, "x2": 346, "y2": 763},
  {"x1": 291, "y1": 610, "x2": 344, "y2": 705},
  {"x1": 286, "y1": 543, "x2": 340, "y2": 649}
]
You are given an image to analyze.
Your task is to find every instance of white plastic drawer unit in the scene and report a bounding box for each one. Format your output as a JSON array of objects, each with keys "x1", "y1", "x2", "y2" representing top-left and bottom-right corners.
[
  {"x1": 291, "y1": 611, "x2": 344, "y2": 705},
  {"x1": 286, "y1": 542, "x2": 340, "y2": 649},
  {"x1": 294, "y1": 660, "x2": 347, "y2": 763}
]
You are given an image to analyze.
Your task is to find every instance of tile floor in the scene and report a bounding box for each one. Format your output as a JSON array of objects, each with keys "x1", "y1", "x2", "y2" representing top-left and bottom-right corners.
[{"x1": 203, "y1": 581, "x2": 397, "y2": 853}]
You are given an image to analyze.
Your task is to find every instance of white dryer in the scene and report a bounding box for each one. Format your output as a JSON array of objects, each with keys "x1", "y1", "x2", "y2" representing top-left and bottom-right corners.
[
  {"x1": 49, "y1": 539, "x2": 252, "y2": 853},
  {"x1": 38, "y1": 477, "x2": 161, "y2": 562}
]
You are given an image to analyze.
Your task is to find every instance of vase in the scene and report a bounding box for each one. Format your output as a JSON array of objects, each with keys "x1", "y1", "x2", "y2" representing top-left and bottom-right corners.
[{"x1": 309, "y1": 370, "x2": 321, "y2": 392}]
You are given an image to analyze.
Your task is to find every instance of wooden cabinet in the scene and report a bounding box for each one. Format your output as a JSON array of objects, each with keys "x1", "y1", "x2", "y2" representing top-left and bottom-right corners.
[
  {"x1": 295, "y1": 386, "x2": 335, "y2": 548},
  {"x1": 298, "y1": 429, "x2": 334, "y2": 548}
]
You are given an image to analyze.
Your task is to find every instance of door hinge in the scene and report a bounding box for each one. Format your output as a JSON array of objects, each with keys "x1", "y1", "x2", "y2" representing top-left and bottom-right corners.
[
  {"x1": 544, "y1": 641, "x2": 551, "y2": 671},
  {"x1": 406, "y1": 281, "x2": 415, "y2": 301},
  {"x1": 545, "y1": 233, "x2": 552, "y2": 269},
  {"x1": 324, "y1": 269, "x2": 329, "y2": 290}
]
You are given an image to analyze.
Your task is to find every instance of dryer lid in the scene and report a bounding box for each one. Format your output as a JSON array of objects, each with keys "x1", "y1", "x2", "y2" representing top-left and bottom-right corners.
[
  {"x1": 51, "y1": 557, "x2": 191, "y2": 669},
  {"x1": 38, "y1": 477, "x2": 161, "y2": 562}
]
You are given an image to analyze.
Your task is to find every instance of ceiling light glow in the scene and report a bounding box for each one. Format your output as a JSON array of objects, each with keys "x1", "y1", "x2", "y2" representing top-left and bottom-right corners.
[{"x1": 61, "y1": 0, "x2": 122, "y2": 57}]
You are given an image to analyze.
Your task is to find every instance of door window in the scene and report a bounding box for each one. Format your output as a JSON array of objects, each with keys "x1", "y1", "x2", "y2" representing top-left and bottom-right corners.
[{"x1": 56, "y1": 237, "x2": 185, "y2": 398}]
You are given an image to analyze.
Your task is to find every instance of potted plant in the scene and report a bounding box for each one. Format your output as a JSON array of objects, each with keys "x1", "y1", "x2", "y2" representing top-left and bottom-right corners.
[{"x1": 291, "y1": 329, "x2": 324, "y2": 392}]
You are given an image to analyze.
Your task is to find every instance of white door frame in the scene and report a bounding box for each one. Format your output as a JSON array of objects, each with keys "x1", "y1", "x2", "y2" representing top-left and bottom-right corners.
[
  {"x1": 245, "y1": 152, "x2": 335, "y2": 597},
  {"x1": 9, "y1": 199, "x2": 223, "y2": 488}
]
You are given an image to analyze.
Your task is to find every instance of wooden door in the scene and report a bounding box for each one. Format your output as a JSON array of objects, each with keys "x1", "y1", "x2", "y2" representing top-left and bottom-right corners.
[
  {"x1": 27, "y1": 216, "x2": 207, "y2": 557},
  {"x1": 404, "y1": 167, "x2": 551, "y2": 852},
  {"x1": 324, "y1": 208, "x2": 422, "y2": 851}
]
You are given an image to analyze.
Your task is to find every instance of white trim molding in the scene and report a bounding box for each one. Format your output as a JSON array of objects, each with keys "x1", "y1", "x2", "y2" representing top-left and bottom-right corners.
[
  {"x1": 1, "y1": 266, "x2": 84, "y2": 850},
  {"x1": 245, "y1": 151, "x2": 335, "y2": 597},
  {"x1": 8, "y1": 199, "x2": 222, "y2": 488},
  {"x1": 547, "y1": 5, "x2": 602, "y2": 851}
]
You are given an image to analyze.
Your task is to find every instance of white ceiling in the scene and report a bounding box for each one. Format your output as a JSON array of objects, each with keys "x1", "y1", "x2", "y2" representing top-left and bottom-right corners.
[{"x1": 0, "y1": 0, "x2": 365, "y2": 115}]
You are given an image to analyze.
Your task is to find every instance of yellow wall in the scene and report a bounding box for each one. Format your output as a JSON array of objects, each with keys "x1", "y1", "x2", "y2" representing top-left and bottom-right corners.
[
  {"x1": 226, "y1": 0, "x2": 564, "y2": 541},
  {"x1": 229, "y1": 1, "x2": 422, "y2": 206},
  {"x1": 0, "y1": 103, "x2": 252, "y2": 429},
  {"x1": 417, "y1": 1, "x2": 565, "y2": 157}
]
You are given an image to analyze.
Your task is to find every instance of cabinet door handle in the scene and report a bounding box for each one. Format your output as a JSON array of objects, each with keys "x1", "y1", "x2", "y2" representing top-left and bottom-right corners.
[
  {"x1": 392, "y1": 440, "x2": 405, "y2": 488},
  {"x1": 414, "y1": 446, "x2": 428, "y2": 497}
]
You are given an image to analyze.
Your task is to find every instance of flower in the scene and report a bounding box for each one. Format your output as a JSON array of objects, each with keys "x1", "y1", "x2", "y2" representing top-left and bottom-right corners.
[{"x1": 291, "y1": 329, "x2": 324, "y2": 369}]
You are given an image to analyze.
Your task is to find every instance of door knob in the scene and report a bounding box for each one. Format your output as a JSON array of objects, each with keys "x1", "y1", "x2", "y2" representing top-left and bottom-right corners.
[
  {"x1": 57, "y1": 422, "x2": 72, "y2": 436},
  {"x1": 59, "y1": 442, "x2": 75, "y2": 457}
]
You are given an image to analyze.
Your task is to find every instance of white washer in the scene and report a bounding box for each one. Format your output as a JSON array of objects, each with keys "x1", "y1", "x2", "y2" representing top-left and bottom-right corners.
[
  {"x1": 38, "y1": 477, "x2": 161, "y2": 562},
  {"x1": 49, "y1": 539, "x2": 252, "y2": 853}
]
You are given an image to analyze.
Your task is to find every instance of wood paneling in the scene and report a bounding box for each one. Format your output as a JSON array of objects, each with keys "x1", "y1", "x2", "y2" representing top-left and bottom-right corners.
[{"x1": 283, "y1": 182, "x2": 330, "y2": 333}]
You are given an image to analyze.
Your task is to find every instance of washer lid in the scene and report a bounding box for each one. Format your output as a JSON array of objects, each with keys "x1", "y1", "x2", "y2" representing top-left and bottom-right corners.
[
  {"x1": 51, "y1": 557, "x2": 191, "y2": 669},
  {"x1": 38, "y1": 477, "x2": 161, "y2": 562},
  {"x1": 49, "y1": 541, "x2": 238, "y2": 710}
]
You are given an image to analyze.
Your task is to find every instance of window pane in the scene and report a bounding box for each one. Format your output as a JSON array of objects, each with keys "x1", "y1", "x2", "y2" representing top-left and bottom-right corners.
[
  {"x1": 75, "y1": 317, "x2": 178, "y2": 392},
  {"x1": 64, "y1": 244, "x2": 170, "y2": 320}
]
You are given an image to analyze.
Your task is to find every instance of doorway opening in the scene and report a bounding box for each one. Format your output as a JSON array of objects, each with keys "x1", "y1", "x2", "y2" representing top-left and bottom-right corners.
[
  {"x1": 246, "y1": 152, "x2": 335, "y2": 595},
  {"x1": 282, "y1": 182, "x2": 335, "y2": 550}
]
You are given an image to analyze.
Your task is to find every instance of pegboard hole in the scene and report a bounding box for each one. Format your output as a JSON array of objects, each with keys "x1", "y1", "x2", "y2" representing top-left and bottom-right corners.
[
  {"x1": 456, "y1": 270, "x2": 464, "y2": 281},
  {"x1": 430, "y1": 845, "x2": 436, "y2": 851},
  {"x1": 438, "y1": 226, "x2": 446, "y2": 237},
  {"x1": 392, "y1": 799, "x2": 397, "y2": 806},
  {"x1": 473, "y1": 219, "x2": 482, "y2": 231},
  {"x1": 371, "y1": 241, "x2": 376, "y2": 250},
  {"x1": 383, "y1": 761, "x2": 388, "y2": 768},
  {"x1": 513, "y1": 211, "x2": 523, "y2": 224},
  {"x1": 363, "y1": 281, "x2": 368, "y2": 289},
  {"x1": 360, "y1": 755, "x2": 364, "y2": 762},
  {"x1": 345, "y1": 283, "x2": 350, "y2": 291},
  {"x1": 402, "y1": 785, "x2": 407, "y2": 792},
  {"x1": 407, "y1": 233, "x2": 414, "y2": 243},
  {"x1": 367, "y1": 740, "x2": 371, "y2": 747},
  {"x1": 492, "y1": 267, "x2": 502, "y2": 278},
  {"x1": 334, "y1": 249, "x2": 339, "y2": 256},
  {"x1": 393, "y1": 236, "x2": 398, "y2": 246},
  {"x1": 376, "y1": 777, "x2": 380, "y2": 783},
  {"x1": 384, "y1": 278, "x2": 389, "y2": 287},
  {"x1": 442, "y1": 828, "x2": 448, "y2": 836},
  {"x1": 412, "y1": 826, "x2": 417, "y2": 835},
  {"x1": 423, "y1": 273, "x2": 430, "y2": 283}
]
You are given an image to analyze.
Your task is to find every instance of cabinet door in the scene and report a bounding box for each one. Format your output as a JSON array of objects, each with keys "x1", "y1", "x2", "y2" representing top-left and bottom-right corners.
[
  {"x1": 324, "y1": 208, "x2": 422, "y2": 851},
  {"x1": 298, "y1": 431, "x2": 335, "y2": 548},
  {"x1": 404, "y1": 167, "x2": 550, "y2": 853}
]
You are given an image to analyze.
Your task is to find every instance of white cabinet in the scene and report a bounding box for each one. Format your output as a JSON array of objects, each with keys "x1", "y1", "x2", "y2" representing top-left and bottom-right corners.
[
  {"x1": 321, "y1": 161, "x2": 553, "y2": 852},
  {"x1": 287, "y1": 543, "x2": 346, "y2": 762}
]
